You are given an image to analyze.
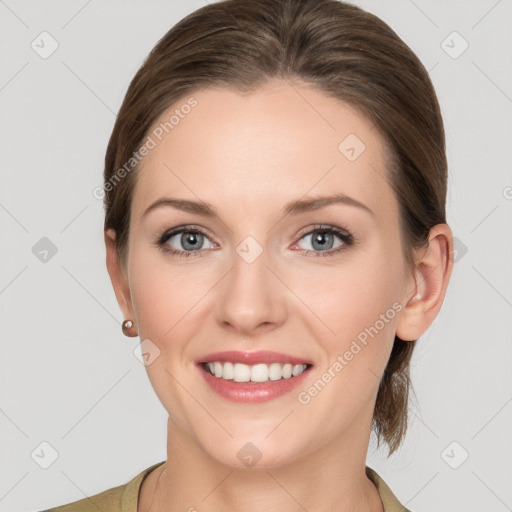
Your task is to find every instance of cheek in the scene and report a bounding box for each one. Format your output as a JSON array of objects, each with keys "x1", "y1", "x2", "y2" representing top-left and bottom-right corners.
[
  {"x1": 293, "y1": 255, "x2": 403, "y2": 427},
  {"x1": 126, "y1": 253, "x2": 206, "y2": 418},
  {"x1": 128, "y1": 248, "x2": 215, "y2": 350},
  {"x1": 297, "y1": 250, "x2": 402, "y2": 356}
]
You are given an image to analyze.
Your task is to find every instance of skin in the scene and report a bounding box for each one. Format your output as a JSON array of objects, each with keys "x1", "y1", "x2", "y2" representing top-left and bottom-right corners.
[{"x1": 105, "y1": 78, "x2": 453, "y2": 512}]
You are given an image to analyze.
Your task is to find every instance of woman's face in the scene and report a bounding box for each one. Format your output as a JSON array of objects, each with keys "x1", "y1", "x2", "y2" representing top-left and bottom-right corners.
[{"x1": 114, "y1": 79, "x2": 418, "y2": 467}]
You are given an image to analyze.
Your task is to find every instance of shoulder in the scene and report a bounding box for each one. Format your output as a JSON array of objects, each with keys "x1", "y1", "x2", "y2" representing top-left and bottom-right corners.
[
  {"x1": 366, "y1": 465, "x2": 413, "y2": 512},
  {"x1": 38, "y1": 461, "x2": 166, "y2": 512},
  {"x1": 38, "y1": 484, "x2": 126, "y2": 512}
]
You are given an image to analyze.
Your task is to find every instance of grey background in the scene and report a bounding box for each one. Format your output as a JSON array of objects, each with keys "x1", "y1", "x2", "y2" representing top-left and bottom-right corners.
[{"x1": 0, "y1": 1, "x2": 511, "y2": 511}]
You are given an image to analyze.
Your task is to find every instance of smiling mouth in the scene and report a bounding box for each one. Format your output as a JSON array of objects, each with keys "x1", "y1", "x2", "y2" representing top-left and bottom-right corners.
[{"x1": 201, "y1": 361, "x2": 312, "y2": 383}]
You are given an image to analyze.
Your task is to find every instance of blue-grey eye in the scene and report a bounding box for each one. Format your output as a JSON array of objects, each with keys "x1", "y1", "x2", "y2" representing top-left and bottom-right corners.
[
  {"x1": 297, "y1": 229, "x2": 346, "y2": 252},
  {"x1": 163, "y1": 229, "x2": 215, "y2": 252}
]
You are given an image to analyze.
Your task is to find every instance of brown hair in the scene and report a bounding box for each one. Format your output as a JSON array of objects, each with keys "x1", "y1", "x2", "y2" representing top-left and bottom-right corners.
[{"x1": 103, "y1": 0, "x2": 447, "y2": 456}]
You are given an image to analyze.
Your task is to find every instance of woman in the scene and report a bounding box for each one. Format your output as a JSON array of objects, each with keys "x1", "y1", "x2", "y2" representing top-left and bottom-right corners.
[{"x1": 42, "y1": 0, "x2": 453, "y2": 510}]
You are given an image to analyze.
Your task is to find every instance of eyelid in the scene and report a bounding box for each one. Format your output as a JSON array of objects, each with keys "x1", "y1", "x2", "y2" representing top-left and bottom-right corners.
[
  {"x1": 294, "y1": 223, "x2": 351, "y2": 239},
  {"x1": 158, "y1": 224, "x2": 216, "y2": 243}
]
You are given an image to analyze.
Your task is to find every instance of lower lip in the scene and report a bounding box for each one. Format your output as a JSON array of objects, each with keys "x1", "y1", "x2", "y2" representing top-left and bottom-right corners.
[{"x1": 198, "y1": 364, "x2": 312, "y2": 403}]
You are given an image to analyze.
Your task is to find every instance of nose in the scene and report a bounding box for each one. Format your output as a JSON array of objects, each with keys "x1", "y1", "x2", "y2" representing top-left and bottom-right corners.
[{"x1": 215, "y1": 244, "x2": 287, "y2": 336}]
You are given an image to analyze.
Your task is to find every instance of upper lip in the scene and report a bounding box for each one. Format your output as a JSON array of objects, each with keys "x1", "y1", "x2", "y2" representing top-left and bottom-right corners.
[{"x1": 197, "y1": 350, "x2": 313, "y2": 366}]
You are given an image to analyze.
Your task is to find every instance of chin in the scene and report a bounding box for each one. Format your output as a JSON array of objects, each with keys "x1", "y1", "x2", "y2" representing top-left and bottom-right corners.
[{"x1": 199, "y1": 435, "x2": 306, "y2": 470}]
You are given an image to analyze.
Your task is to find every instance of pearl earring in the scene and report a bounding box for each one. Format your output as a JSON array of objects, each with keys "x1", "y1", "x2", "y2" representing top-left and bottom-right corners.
[{"x1": 122, "y1": 319, "x2": 138, "y2": 337}]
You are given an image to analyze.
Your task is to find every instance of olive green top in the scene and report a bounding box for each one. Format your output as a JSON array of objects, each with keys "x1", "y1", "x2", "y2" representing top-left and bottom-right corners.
[{"x1": 40, "y1": 461, "x2": 411, "y2": 512}]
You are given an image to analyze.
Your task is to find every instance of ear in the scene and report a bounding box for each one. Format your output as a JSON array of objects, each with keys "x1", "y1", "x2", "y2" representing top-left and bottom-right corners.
[
  {"x1": 104, "y1": 228, "x2": 135, "y2": 322},
  {"x1": 395, "y1": 223, "x2": 454, "y2": 342}
]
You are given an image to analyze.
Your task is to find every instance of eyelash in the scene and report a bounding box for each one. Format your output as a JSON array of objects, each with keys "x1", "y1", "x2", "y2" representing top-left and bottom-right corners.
[{"x1": 155, "y1": 224, "x2": 354, "y2": 259}]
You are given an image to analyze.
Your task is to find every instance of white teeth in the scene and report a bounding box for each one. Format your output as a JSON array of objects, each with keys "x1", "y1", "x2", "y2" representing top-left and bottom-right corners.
[
  {"x1": 233, "y1": 363, "x2": 251, "y2": 382},
  {"x1": 223, "y1": 361, "x2": 234, "y2": 380},
  {"x1": 282, "y1": 363, "x2": 292, "y2": 379},
  {"x1": 268, "y1": 362, "x2": 283, "y2": 381},
  {"x1": 292, "y1": 364, "x2": 304, "y2": 376},
  {"x1": 250, "y1": 363, "x2": 268, "y2": 383},
  {"x1": 204, "y1": 361, "x2": 308, "y2": 382}
]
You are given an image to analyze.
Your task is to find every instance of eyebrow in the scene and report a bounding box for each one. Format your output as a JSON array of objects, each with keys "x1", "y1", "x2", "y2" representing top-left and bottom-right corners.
[{"x1": 142, "y1": 193, "x2": 374, "y2": 219}]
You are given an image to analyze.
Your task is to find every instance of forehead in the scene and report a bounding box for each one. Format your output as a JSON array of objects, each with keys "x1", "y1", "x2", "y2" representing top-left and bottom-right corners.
[{"x1": 132, "y1": 80, "x2": 396, "y2": 222}]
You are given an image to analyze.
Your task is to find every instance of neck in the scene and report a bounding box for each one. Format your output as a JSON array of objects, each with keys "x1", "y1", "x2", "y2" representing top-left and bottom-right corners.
[{"x1": 141, "y1": 409, "x2": 384, "y2": 512}]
